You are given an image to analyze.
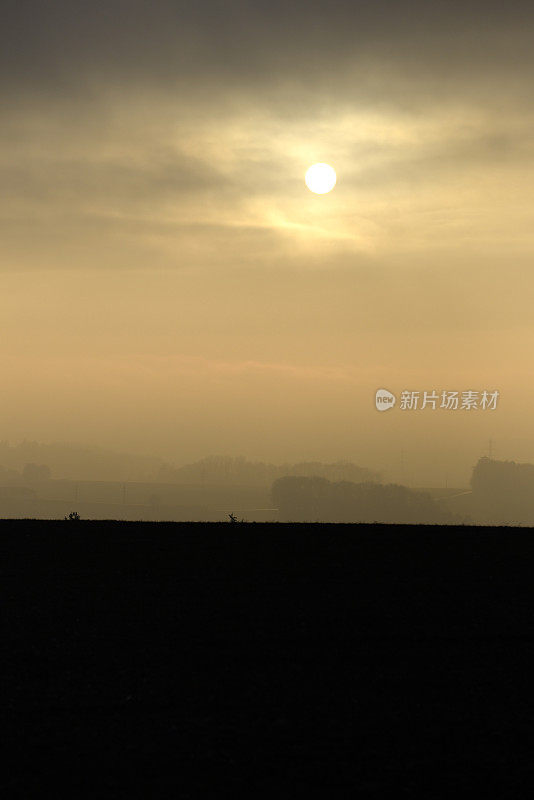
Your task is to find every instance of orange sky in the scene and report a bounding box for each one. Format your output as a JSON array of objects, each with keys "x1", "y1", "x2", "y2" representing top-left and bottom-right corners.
[{"x1": 1, "y1": 1, "x2": 533, "y2": 485}]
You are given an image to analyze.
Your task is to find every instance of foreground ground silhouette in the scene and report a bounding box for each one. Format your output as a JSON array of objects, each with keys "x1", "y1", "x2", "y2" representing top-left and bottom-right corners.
[{"x1": 3, "y1": 519, "x2": 534, "y2": 796}]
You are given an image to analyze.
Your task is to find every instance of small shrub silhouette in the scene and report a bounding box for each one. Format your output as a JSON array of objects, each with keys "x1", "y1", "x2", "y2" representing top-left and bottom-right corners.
[
  {"x1": 228, "y1": 513, "x2": 245, "y2": 523},
  {"x1": 65, "y1": 511, "x2": 81, "y2": 521}
]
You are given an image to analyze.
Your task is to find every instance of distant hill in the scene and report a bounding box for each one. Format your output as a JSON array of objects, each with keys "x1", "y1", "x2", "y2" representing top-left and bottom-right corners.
[
  {"x1": 0, "y1": 443, "x2": 382, "y2": 489},
  {"x1": 0, "y1": 440, "x2": 164, "y2": 482},
  {"x1": 158, "y1": 455, "x2": 382, "y2": 487}
]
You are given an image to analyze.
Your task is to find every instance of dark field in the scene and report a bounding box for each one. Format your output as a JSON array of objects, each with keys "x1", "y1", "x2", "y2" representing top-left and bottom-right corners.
[{"x1": 3, "y1": 520, "x2": 534, "y2": 796}]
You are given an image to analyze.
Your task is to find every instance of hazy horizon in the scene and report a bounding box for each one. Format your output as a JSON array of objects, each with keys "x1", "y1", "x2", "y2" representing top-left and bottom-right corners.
[{"x1": 0, "y1": 436, "x2": 514, "y2": 489}]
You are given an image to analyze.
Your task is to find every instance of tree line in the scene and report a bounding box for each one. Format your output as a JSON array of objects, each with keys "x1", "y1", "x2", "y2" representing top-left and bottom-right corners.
[
  {"x1": 470, "y1": 456, "x2": 534, "y2": 525},
  {"x1": 271, "y1": 476, "x2": 460, "y2": 524},
  {"x1": 158, "y1": 455, "x2": 381, "y2": 487}
]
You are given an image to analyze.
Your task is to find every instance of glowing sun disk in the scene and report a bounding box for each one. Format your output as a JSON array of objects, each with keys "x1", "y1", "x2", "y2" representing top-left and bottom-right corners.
[{"x1": 305, "y1": 163, "x2": 336, "y2": 194}]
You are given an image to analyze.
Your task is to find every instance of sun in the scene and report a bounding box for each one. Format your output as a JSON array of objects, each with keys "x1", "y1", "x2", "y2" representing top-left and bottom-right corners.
[{"x1": 305, "y1": 163, "x2": 336, "y2": 194}]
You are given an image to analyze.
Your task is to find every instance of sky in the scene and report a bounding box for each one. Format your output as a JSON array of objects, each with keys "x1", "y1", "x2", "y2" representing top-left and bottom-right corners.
[{"x1": 2, "y1": 0, "x2": 534, "y2": 486}]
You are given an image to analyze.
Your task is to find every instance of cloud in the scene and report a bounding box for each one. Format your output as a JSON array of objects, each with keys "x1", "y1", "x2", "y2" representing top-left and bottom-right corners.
[{"x1": 2, "y1": 0, "x2": 534, "y2": 107}]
